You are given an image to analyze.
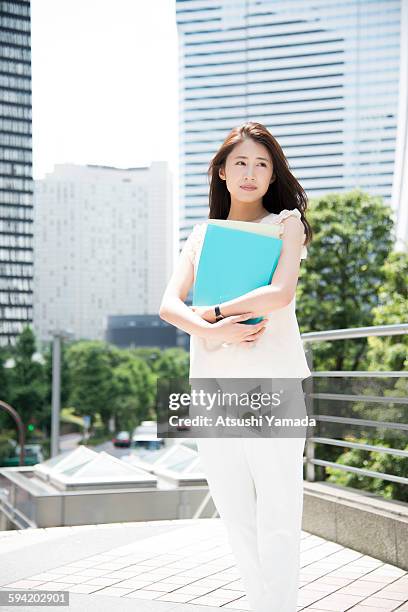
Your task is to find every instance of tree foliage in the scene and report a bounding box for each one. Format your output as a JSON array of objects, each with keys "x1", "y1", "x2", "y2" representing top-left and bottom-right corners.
[
  {"x1": 4, "y1": 326, "x2": 47, "y2": 428},
  {"x1": 297, "y1": 190, "x2": 406, "y2": 501},
  {"x1": 297, "y1": 189, "x2": 394, "y2": 370},
  {"x1": 366, "y1": 250, "x2": 408, "y2": 371}
]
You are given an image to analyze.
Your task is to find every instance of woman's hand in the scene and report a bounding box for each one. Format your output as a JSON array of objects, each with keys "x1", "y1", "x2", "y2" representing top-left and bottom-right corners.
[
  {"x1": 189, "y1": 305, "x2": 269, "y2": 346},
  {"x1": 237, "y1": 316, "x2": 269, "y2": 346},
  {"x1": 204, "y1": 312, "x2": 269, "y2": 347}
]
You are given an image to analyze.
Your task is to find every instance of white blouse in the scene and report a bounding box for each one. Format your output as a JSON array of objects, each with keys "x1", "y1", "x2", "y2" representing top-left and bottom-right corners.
[{"x1": 181, "y1": 209, "x2": 311, "y2": 380}]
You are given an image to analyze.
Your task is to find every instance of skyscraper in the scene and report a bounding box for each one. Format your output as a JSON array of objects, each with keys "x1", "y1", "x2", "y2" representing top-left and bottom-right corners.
[
  {"x1": 176, "y1": 0, "x2": 405, "y2": 246},
  {"x1": 391, "y1": 0, "x2": 408, "y2": 250},
  {"x1": 0, "y1": 0, "x2": 33, "y2": 346}
]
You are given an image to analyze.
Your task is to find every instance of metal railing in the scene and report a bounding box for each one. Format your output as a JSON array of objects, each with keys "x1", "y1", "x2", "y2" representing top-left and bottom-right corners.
[{"x1": 301, "y1": 323, "x2": 408, "y2": 488}]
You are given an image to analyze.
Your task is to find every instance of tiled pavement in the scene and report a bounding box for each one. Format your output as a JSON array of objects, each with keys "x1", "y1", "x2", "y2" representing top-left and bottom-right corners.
[{"x1": 1, "y1": 519, "x2": 408, "y2": 611}]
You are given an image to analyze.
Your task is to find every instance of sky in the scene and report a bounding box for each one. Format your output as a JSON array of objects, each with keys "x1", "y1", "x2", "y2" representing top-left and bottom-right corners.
[{"x1": 30, "y1": 0, "x2": 179, "y2": 180}]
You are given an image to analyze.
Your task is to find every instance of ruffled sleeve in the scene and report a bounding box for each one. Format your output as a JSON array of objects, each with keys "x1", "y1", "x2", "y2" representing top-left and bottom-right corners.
[
  {"x1": 272, "y1": 209, "x2": 308, "y2": 260},
  {"x1": 179, "y1": 223, "x2": 207, "y2": 266}
]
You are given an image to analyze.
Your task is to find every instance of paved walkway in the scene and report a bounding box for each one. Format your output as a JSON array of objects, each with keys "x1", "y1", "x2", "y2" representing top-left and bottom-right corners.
[{"x1": 1, "y1": 519, "x2": 407, "y2": 611}]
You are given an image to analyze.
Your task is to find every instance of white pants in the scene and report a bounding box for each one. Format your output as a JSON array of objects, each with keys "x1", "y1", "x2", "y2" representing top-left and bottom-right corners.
[{"x1": 197, "y1": 435, "x2": 306, "y2": 612}]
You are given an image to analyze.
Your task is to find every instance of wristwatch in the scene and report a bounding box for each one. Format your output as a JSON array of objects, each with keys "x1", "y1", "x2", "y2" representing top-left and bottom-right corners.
[{"x1": 214, "y1": 305, "x2": 225, "y2": 322}]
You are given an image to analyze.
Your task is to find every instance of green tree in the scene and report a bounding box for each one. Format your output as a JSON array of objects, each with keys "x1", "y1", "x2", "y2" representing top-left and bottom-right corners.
[
  {"x1": 5, "y1": 326, "x2": 47, "y2": 433},
  {"x1": 298, "y1": 189, "x2": 395, "y2": 371},
  {"x1": 153, "y1": 347, "x2": 190, "y2": 379},
  {"x1": 300, "y1": 198, "x2": 407, "y2": 501},
  {"x1": 111, "y1": 352, "x2": 156, "y2": 430},
  {"x1": 324, "y1": 251, "x2": 408, "y2": 502},
  {"x1": 0, "y1": 346, "x2": 11, "y2": 411},
  {"x1": 66, "y1": 341, "x2": 159, "y2": 434},
  {"x1": 130, "y1": 346, "x2": 163, "y2": 370},
  {"x1": 66, "y1": 340, "x2": 119, "y2": 431},
  {"x1": 366, "y1": 251, "x2": 408, "y2": 371}
]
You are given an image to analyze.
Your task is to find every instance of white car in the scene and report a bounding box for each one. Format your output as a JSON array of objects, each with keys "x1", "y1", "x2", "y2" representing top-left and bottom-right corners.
[{"x1": 132, "y1": 421, "x2": 164, "y2": 450}]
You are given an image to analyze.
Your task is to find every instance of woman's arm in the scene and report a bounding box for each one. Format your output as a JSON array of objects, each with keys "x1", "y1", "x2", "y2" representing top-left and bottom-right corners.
[
  {"x1": 159, "y1": 236, "x2": 267, "y2": 346},
  {"x1": 158, "y1": 246, "x2": 213, "y2": 339},
  {"x1": 199, "y1": 216, "x2": 306, "y2": 322}
]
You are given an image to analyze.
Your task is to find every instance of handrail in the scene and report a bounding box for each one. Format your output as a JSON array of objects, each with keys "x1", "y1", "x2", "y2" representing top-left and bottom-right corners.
[
  {"x1": 311, "y1": 371, "x2": 408, "y2": 377},
  {"x1": 310, "y1": 392, "x2": 407, "y2": 404},
  {"x1": 309, "y1": 436, "x2": 408, "y2": 458},
  {"x1": 310, "y1": 459, "x2": 407, "y2": 485},
  {"x1": 299, "y1": 323, "x2": 408, "y2": 492},
  {"x1": 301, "y1": 323, "x2": 408, "y2": 342}
]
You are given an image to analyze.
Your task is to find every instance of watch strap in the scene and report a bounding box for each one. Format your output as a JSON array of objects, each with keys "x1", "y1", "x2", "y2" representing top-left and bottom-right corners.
[{"x1": 214, "y1": 305, "x2": 225, "y2": 322}]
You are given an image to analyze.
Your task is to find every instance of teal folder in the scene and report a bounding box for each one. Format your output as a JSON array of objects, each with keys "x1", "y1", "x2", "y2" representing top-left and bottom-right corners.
[{"x1": 192, "y1": 222, "x2": 283, "y2": 325}]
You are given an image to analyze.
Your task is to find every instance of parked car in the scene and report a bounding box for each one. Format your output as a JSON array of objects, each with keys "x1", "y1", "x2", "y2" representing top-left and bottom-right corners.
[
  {"x1": 112, "y1": 431, "x2": 131, "y2": 448},
  {"x1": 2, "y1": 444, "x2": 44, "y2": 467}
]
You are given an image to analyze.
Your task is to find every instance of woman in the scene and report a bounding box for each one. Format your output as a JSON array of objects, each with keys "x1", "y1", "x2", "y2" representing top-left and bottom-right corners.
[{"x1": 159, "y1": 121, "x2": 313, "y2": 612}]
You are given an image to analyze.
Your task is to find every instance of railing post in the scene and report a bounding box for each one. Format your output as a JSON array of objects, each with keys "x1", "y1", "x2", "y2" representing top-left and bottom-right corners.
[{"x1": 304, "y1": 341, "x2": 315, "y2": 482}]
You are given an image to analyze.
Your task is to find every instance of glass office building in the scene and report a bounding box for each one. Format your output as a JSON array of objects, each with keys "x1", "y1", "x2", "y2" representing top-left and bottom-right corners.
[
  {"x1": 0, "y1": 0, "x2": 33, "y2": 346},
  {"x1": 176, "y1": 0, "x2": 404, "y2": 245}
]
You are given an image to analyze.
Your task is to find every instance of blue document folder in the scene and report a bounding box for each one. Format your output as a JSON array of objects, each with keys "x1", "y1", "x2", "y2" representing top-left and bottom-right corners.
[{"x1": 192, "y1": 222, "x2": 283, "y2": 325}]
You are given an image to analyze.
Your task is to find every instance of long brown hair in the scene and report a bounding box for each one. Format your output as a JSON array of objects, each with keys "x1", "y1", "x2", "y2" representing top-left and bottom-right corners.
[{"x1": 207, "y1": 121, "x2": 313, "y2": 246}]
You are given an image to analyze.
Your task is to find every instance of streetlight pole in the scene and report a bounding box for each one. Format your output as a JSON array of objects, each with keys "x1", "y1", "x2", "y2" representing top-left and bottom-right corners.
[
  {"x1": 51, "y1": 332, "x2": 61, "y2": 457},
  {"x1": 0, "y1": 400, "x2": 25, "y2": 465},
  {"x1": 49, "y1": 329, "x2": 73, "y2": 458}
]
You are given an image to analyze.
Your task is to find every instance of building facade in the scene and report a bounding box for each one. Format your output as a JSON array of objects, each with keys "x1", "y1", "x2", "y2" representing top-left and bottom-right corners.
[
  {"x1": 33, "y1": 162, "x2": 173, "y2": 343},
  {"x1": 0, "y1": 0, "x2": 33, "y2": 346},
  {"x1": 391, "y1": 0, "x2": 408, "y2": 251},
  {"x1": 176, "y1": 0, "x2": 406, "y2": 247},
  {"x1": 106, "y1": 314, "x2": 189, "y2": 351}
]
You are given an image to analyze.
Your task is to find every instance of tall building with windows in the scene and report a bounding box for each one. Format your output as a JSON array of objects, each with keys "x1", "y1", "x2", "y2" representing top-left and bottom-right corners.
[
  {"x1": 0, "y1": 0, "x2": 33, "y2": 346},
  {"x1": 33, "y1": 163, "x2": 173, "y2": 343},
  {"x1": 391, "y1": 0, "x2": 408, "y2": 250},
  {"x1": 176, "y1": 0, "x2": 406, "y2": 247}
]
